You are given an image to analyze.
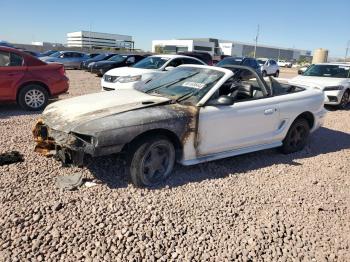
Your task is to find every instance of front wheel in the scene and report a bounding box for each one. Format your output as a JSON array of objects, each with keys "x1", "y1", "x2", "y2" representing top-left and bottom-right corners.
[
  {"x1": 127, "y1": 136, "x2": 176, "y2": 187},
  {"x1": 18, "y1": 85, "x2": 49, "y2": 111},
  {"x1": 339, "y1": 90, "x2": 350, "y2": 109},
  {"x1": 280, "y1": 118, "x2": 310, "y2": 154},
  {"x1": 262, "y1": 71, "x2": 267, "y2": 77}
]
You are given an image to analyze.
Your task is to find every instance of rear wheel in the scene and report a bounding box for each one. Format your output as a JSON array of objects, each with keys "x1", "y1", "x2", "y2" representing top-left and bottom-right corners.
[
  {"x1": 274, "y1": 70, "x2": 279, "y2": 77},
  {"x1": 281, "y1": 118, "x2": 310, "y2": 154},
  {"x1": 339, "y1": 90, "x2": 350, "y2": 109},
  {"x1": 127, "y1": 136, "x2": 176, "y2": 187},
  {"x1": 18, "y1": 84, "x2": 49, "y2": 111}
]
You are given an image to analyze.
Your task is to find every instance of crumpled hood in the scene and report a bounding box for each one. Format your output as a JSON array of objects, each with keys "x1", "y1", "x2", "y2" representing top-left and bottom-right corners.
[
  {"x1": 43, "y1": 89, "x2": 170, "y2": 132},
  {"x1": 105, "y1": 67, "x2": 158, "y2": 77},
  {"x1": 289, "y1": 76, "x2": 347, "y2": 90}
]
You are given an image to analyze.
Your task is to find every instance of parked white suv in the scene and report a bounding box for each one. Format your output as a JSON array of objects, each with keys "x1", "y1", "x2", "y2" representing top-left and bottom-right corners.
[
  {"x1": 101, "y1": 55, "x2": 205, "y2": 91},
  {"x1": 257, "y1": 58, "x2": 280, "y2": 77},
  {"x1": 289, "y1": 63, "x2": 350, "y2": 108},
  {"x1": 277, "y1": 60, "x2": 292, "y2": 68}
]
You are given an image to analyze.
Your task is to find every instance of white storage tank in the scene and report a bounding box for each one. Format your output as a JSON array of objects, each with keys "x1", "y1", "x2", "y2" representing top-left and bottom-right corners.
[{"x1": 312, "y1": 48, "x2": 328, "y2": 63}]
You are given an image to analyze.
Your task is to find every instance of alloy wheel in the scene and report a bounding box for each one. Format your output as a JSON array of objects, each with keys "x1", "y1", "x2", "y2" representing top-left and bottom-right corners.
[
  {"x1": 24, "y1": 89, "x2": 45, "y2": 109},
  {"x1": 340, "y1": 91, "x2": 350, "y2": 109},
  {"x1": 140, "y1": 142, "x2": 172, "y2": 185}
]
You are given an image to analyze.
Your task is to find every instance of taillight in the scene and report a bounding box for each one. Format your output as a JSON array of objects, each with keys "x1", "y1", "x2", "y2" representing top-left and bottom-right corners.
[{"x1": 59, "y1": 66, "x2": 66, "y2": 76}]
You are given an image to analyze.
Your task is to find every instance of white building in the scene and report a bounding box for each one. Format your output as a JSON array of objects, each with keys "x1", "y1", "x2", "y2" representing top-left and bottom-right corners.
[
  {"x1": 219, "y1": 40, "x2": 311, "y2": 60},
  {"x1": 152, "y1": 40, "x2": 215, "y2": 56},
  {"x1": 152, "y1": 38, "x2": 311, "y2": 61},
  {"x1": 67, "y1": 31, "x2": 133, "y2": 49}
]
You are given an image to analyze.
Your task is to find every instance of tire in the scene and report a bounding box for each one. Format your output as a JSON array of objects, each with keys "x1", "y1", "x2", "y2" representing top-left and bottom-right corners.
[
  {"x1": 127, "y1": 136, "x2": 176, "y2": 187},
  {"x1": 339, "y1": 90, "x2": 350, "y2": 109},
  {"x1": 280, "y1": 118, "x2": 310, "y2": 154},
  {"x1": 262, "y1": 71, "x2": 267, "y2": 77},
  {"x1": 274, "y1": 70, "x2": 279, "y2": 77},
  {"x1": 18, "y1": 84, "x2": 49, "y2": 111}
]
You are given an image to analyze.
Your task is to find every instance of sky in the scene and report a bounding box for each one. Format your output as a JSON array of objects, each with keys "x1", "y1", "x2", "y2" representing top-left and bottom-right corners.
[{"x1": 1, "y1": 0, "x2": 349, "y2": 57}]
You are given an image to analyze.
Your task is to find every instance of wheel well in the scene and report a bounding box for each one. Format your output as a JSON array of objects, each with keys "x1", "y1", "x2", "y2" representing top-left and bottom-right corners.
[
  {"x1": 122, "y1": 129, "x2": 183, "y2": 159},
  {"x1": 17, "y1": 81, "x2": 51, "y2": 101},
  {"x1": 295, "y1": 111, "x2": 314, "y2": 129}
]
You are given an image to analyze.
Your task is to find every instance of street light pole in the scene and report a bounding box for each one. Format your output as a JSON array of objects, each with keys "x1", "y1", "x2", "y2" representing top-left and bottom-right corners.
[
  {"x1": 345, "y1": 40, "x2": 350, "y2": 62},
  {"x1": 253, "y1": 24, "x2": 260, "y2": 58}
]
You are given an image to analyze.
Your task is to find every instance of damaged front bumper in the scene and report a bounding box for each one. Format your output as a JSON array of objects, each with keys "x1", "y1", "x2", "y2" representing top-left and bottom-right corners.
[{"x1": 33, "y1": 120, "x2": 92, "y2": 166}]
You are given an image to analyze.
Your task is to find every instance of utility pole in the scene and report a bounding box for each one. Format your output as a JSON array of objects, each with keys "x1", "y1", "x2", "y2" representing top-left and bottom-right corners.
[
  {"x1": 253, "y1": 24, "x2": 260, "y2": 58},
  {"x1": 345, "y1": 40, "x2": 350, "y2": 62}
]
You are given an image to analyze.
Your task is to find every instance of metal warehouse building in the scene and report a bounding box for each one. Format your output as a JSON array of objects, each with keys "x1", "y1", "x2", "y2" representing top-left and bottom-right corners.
[
  {"x1": 152, "y1": 38, "x2": 312, "y2": 61},
  {"x1": 67, "y1": 31, "x2": 134, "y2": 49}
]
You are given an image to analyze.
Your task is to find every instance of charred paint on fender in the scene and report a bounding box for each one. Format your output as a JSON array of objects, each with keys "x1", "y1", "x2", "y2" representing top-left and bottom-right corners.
[{"x1": 33, "y1": 98, "x2": 202, "y2": 164}]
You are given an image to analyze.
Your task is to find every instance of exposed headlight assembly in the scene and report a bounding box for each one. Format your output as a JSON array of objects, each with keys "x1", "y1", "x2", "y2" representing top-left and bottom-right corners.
[
  {"x1": 117, "y1": 75, "x2": 142, "y2": 83},
  {"x1": 323, "y1": 85, "x2": 344, "y2": 91}
]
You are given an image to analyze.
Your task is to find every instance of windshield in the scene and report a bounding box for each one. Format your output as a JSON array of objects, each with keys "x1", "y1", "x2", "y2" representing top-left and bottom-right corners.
[
  {"x1": 49, "y1": 51, "x2": 61, "y2": 57},
  {"x1": 303, "y1": 64, "x2": 350, "y2": 78},
  {"x1": 133, "y1": 56, "x2": 169, "y2": 69},
  {"x1": 257, "y1": 59, "x2": 267, "y2": 65},
  {"x1": 142, "y1": 67, "x2": 225, "y2": 104},
  {"x1": 216, "y1": 58, "x2": 243, "y2": 66},
  {"x1": 91, "y1": 53, "x2": 107, "y2": 60},
  {"x1": 107, "y1": 55, "x2": 127, "y2": 62}
]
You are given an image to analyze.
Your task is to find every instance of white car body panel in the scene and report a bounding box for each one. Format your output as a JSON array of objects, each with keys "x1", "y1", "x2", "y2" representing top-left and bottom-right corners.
[
  {"x1": 100, "y1": 55, "x2": 205, "y2": 91},
  {"x1": 289, "y1": 73, "x2": 350, "y2": 105},
  {"x1": 175, "y1": 65, "x2": 327, "y2": 165},
  {"x1": 259, "y1": 59, "x2": 280, "y2": 76}
]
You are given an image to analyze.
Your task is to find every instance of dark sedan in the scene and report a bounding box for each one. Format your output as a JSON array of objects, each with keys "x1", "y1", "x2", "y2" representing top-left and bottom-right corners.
[
  {"x1": 216, "y1": 57, "x2": 261, "y2": 73},
  {"x1": 90, "y1": 54, "x2": 146, "y2": 76},
  {"x1": 81, "y1": 53, "x2": 116, "y2": 70}
]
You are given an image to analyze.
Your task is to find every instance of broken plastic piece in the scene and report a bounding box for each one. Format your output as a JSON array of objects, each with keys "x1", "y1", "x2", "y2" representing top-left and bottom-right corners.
[{"x1": 56, "y1": 172, "x2": 83, "y2": 191}]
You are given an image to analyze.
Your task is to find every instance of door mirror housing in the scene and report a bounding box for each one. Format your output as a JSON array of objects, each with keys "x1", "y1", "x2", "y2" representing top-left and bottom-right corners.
[
  {"x1": 207, "y1": 95, "x2": 234, "y2": 106},
  {"x1": 164, "y1": 66, "x2": 175, "y2": 71}
]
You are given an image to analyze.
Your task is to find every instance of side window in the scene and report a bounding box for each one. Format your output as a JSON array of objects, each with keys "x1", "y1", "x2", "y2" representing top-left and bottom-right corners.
[
  {"x1": 126, "y1": 56, "x2": 136, "y2": 63},
  {"x1": 250, "y1": 60, "x2": 259, "y2": 68},
  {"x1": 242, "y1": 59, "x2": 250, "y2": 66},
  {"x1": 0, "y1": 51, "x2": 10, "y2": 66},
  {"x1": 182, "y1": 58, "x2": 203, "y2": 65},
  {"x1": 270, "y1": 60, "x2": 276, "y2": 65},
  {"x1": 167, "y1": 58, "x2": 183, "y2": 67},
  {"x1": 10, "y1": 53, "x2": 23, "y2": 66},
  {"x1": 0, "y1": 52, "x2": 23, "y2": 66},
  {"x1": 72, "y1": 53, "x2": 82, "y2": 58}
]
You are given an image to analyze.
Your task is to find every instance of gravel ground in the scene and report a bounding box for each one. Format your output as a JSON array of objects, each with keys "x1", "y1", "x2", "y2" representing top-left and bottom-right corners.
[{"x1": 0, "y1": 70, "x2": 349, "y2": 261}]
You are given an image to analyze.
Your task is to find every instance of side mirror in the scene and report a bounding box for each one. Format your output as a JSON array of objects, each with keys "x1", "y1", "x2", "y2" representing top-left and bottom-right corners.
[
  {"x1": 164, "y1": 66, "x2": 175, "y2": 71},
  {"x1": 207, "y1": 95, "x2": 234, "y2": 106}
]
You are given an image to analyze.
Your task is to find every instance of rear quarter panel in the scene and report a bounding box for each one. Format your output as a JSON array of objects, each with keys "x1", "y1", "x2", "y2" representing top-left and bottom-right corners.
[{"x1": 274, "y1": 88, "x2": 324, "y2": 141}]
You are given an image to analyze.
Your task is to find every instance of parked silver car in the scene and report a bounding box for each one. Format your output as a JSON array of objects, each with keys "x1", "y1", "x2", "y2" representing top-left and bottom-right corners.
[{"x1": 40, "y1": 51, "x2": 90, "y2": 69}]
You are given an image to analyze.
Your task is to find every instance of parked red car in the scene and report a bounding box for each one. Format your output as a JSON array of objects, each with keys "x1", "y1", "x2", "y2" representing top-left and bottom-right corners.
[{"x1": 0, "y1": 47, "x2": 69, "y2": 110}]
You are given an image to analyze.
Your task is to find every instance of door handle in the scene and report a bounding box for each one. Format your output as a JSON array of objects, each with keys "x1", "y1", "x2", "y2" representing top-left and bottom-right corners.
[
  {"x1": 7, "y1": 73, "x2": 20, "y2": 76},
  {"x1": 264, "y1": 108, "x2": 274, "y2": 115}
]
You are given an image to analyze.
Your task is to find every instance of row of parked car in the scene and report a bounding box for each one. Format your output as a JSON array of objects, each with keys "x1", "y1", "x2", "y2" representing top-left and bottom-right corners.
[{"x1": 1, "y1": 45, "x2": 349, "y2": 112}]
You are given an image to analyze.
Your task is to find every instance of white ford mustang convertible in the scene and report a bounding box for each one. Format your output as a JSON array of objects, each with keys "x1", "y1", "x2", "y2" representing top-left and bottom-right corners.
[{"x1": 34, "y1": 65, "x2": 326, "y2": 187}]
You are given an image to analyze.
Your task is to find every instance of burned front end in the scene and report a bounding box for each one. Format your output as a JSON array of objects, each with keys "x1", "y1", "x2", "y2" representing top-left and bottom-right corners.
[{"x1": 33, "y1": 119, "x2": 95, "y2": 166}]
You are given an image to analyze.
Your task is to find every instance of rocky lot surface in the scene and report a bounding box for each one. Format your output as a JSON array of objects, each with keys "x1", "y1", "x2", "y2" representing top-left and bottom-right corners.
[{"x1": 0, "y1": 70, "x2": 349, "y2": 261}]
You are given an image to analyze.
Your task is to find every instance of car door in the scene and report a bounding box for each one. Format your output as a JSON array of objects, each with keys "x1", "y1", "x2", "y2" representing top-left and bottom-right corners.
[
  {"x1": 0, "y1": 51, "x2": 26, "y2": 100},
  {"x1": 197, "y1": 69, "x2": 280, "y2": 155}
]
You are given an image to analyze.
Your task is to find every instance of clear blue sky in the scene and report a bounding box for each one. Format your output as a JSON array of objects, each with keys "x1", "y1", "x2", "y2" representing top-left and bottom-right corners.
[{"x1": 1, "y1": 0, "x2": 349, "y2": 57}]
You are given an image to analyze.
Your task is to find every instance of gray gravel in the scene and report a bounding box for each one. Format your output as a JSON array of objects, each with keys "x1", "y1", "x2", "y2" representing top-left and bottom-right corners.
[{"x1": 0, "y1": 70, "x2": 349, "y2": 261}]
